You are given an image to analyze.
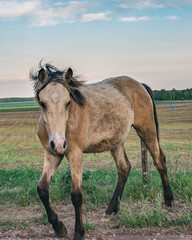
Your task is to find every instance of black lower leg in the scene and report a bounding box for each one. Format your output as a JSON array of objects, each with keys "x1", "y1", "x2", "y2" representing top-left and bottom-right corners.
[
  {"x1": 71, "y1": 191, "x2": 84, "y2": 240},
  {"x1": 159, "y1": 149, "x2": 173, "y2": 207},
  {"x1": 106, "y1": 180, "x2": 125, "y2": 214},
  {"x1": 106, "y1": 166, "x2": 130, "y2": 215},
  {"x1": 106, "y1": 147, "x2": 130, "y2": 215},
  {"x1": 37, "y1": 183, "x2": 67, "y2": 237},
  {"x1": 161, "y1": 175, "x2": 174, "y2": 207}
]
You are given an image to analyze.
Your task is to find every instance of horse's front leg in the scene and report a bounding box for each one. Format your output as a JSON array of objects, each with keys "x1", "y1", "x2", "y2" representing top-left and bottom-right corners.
[
  {"x1": 67, "y1": 148, "x2": 84, "y2": 240},
  {"x1": 37, "y1": 151, "x2": 67, "y2": 238}
]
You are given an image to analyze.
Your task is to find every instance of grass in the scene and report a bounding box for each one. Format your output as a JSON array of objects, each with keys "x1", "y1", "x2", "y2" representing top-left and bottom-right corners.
[
  {"x1": 0, "y1": 168, "x2": 41, "y2": 206},
  {"x1": 0, "y1": 166, "x2": 191, "y2": 226},
  {"x1": 84, "y1": 219, "x2": 95, "y2": 231},
  {"x1": 0, "y1": 106, "x2": 39, "y2": 112},
  {"x1": 35, "y1": 213, "x2": 49, "y2": 226},
  {"x1": 155, "y1": 100, "x2": 192, "y2": 104},
  {"x1": 0, "y1": 101, "x2": 36, "y2": 106},
  {"x1": 118, "y1": 200, "x2": 191, "y2": 228},
  {"x1": 0, "y1": 101, "x2": 39, "y2": 112},
  {"x1": 0, "y1": 218, "x2": 28, "y2": 231}
]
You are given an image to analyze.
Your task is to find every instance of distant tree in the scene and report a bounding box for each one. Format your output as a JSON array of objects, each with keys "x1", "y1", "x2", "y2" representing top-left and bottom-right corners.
[
  {"x1": 153, "y1": 90, "x2": 162, "y2": 100},
  {"x1": 170, "y1": 88, "x2": 180, "y2": 100},
  {"x1": 160, "y1": 89, "x2": 170, "y2": 100},
  {"x1": 153, "y1": 87, "x2": 192, "y2": 101},
  {"x1": 183, "y1": 88, "x2": 191, "y2": 100}
]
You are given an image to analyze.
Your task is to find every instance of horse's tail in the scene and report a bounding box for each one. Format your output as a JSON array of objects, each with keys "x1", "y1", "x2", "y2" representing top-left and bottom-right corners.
[{"x1": 142, "y1": 83, "x2": 159, "y2": 142}]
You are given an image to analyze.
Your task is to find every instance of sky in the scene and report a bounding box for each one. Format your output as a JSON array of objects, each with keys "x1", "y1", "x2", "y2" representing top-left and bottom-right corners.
[{"x1": 0, "y1": 0, "x2": 192, "y2": 97}]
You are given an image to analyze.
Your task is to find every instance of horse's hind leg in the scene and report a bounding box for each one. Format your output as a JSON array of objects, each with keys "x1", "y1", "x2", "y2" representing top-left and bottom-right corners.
[
  {"x1": 106, "y1": 143, "x2": 131, "y2": 214},
  {"x1": 135, "y1": 126, "x2": 173, "y2": 207},
  {"x1": 37, "y1": 151, "x2": 67, "y2": 237}
]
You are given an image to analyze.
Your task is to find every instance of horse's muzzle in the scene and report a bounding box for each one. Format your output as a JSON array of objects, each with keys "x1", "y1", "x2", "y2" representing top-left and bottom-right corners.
[{"x1": 50, "y1": 137, "x2": 67, "y2": 155}]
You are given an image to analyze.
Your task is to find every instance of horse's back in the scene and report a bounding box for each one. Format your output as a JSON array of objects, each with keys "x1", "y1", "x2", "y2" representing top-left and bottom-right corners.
[{"x1": 83, "y1": 76, "x2": 153, "y2": 120}]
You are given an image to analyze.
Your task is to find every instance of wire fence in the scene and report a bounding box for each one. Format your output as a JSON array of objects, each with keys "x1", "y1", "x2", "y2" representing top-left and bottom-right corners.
[{"x1": 0, "y1": 128, "x2": 191, "y2": 138}]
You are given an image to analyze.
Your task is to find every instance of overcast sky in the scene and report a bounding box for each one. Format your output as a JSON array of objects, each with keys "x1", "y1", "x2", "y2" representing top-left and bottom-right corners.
[{"x1": 0, "y1": 0, "x2": 192, "y2": 97}]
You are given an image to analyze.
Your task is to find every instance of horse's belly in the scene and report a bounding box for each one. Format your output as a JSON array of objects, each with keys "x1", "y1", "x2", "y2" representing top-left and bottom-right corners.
[
  {"x1": 84, "y1": 136, "x2": 125, "y2": 153},
  {"x1": 84, "y1": 115, "x2": 133, "y2": 153}
]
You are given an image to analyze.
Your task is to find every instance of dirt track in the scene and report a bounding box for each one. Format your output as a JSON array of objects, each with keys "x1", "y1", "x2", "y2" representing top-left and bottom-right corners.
[{"x1": 0, "y1": 204, "x2": 191, "y2": 240}]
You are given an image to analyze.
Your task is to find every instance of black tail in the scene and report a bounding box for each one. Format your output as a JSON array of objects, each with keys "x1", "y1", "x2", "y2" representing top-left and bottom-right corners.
[{"x1": 142, "y1": 83, "x2": 159, "y2": 142}]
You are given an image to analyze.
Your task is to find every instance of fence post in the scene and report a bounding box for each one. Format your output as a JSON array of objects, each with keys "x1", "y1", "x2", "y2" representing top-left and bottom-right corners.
[{"x1": 141, "y1": 139, "x2": 148, "y2": 184}]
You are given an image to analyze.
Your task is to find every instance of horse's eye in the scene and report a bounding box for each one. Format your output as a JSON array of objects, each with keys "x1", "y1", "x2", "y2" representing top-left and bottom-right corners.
[
  {"x1": 66, "y1": 101, "x2": 71, "y2": 109},
  {"x1": 40, "y1": 101, "x2": 46, "y2": 110}
]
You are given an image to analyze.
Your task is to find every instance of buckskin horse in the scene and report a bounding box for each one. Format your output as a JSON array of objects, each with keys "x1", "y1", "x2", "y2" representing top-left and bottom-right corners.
[{"x1": 30, "y1": 63, "x2": 173, "y2": 240}]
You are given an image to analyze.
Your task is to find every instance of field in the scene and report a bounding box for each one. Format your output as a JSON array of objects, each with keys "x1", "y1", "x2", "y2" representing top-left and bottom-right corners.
[
  {"x1": 0, "y1": 101, "x2": 39, "y2": 112},
  {"x1": 0, "y1": 102, "x2": 192, "y2": 239}
]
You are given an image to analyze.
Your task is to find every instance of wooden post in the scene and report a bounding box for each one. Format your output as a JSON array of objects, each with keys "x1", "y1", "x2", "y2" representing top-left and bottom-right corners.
[{"x1": 141, "y1": 139, "x2": 148, "y2": 184}]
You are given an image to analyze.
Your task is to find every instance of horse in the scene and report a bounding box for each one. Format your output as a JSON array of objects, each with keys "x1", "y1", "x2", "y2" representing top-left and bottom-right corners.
[{"x1": 30, "y1": 63, "x2": 173, "y2": 240}]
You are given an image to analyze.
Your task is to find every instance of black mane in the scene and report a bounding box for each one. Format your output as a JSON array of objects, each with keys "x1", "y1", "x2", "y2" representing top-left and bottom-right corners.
[{"x1": 30, "y1": 63, "x2": 85, "y2": 106}]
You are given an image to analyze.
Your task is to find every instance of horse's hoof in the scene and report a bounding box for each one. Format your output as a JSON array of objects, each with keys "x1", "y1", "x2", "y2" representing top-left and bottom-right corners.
[
  {"x1": 105, "y1": 208, "x2": 113, "y2": 215},
  {"x1": 106, "y1": 205, "x2": 118, "y2": 215},
  {"x1": 73, "y1": 233, "x2": 84, "y2": 240},
  {"x1": 164, "y1": 193, "x2": 174, "y2": 207},
  {"x1": 54, "y1": 221, "x2": 67, "y2": 238},
  {"x1": 165, "y1": 199, "x2": 173, "y2": 207},
  {"x1": 73, "y1": 228, "x2": 85, "y2": 240}
]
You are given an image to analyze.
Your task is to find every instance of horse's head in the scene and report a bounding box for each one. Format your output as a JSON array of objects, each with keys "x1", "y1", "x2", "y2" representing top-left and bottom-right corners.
[{"x1": 31, "y1": 64, "x2": 85, "y2": 155}]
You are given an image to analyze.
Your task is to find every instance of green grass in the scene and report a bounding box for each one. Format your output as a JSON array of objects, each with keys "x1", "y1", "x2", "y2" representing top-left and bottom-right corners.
[
  {"x1": 0, "y1": 168, "x2": 41, "y2": 206},
  {"x1": 0, "y1": 218, "x2": 28, "y2": 231},
  {"x1": 0, "y1": 100, "x2": 39, "y2": 112},
  {"x1": 0, "y1": 166, "x2": 191, "y2": 228},
  {"x1": 0, "y1": 101, "x2": 36, "y2": 106},
  {"x1": 118, "y1": 200, "x2": 191, "y2": 228},
  {"x1": 0, "y1": 105, "x2": 39, "y2": 112},
  {"x1": 155, "y1": 100, "x2": 192, "y2": 104},
  {"x1": 35, "y1": 213, "x2": 49, "y2": 226},
  {"x1": 84, "y1": 219, "x2": 95, "y2": 231}
]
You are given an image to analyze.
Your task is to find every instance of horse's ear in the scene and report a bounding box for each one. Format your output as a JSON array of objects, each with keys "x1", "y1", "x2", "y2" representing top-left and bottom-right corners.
[
  {"x1": 63, "y1": 68, "x2": 73, "y2": 83},
  {"x1": 38, "y1": 68, "x2": 48, "y2": 83}
]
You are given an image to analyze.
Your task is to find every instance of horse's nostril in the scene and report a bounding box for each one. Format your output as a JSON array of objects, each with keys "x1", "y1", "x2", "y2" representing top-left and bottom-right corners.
[
  {"x1": 50, "y1": 141, "x2": 55, "y2": 151},
  {"x1": 63, "y1": 141, "x2": 67, "y2": 149}
]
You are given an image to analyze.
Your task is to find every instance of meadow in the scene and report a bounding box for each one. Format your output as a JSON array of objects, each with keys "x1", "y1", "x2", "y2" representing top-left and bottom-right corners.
[
  {"x1": 0, "y1": 102, "x2": 191, "y2": 239},
  {"x1": 0, "y1": 101, "x2": 39, "y2": 112}
]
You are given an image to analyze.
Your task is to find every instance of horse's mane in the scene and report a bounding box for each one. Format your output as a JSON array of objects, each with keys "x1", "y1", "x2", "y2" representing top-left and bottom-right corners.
[{"x1": 29, "y1": 62, "x2": 85, "y2": 106}]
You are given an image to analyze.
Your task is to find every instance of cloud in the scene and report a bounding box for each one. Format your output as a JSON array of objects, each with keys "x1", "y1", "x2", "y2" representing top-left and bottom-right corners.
[
  {"x1": 165, "y1": 15, "x2": 178, "y2": 20},
  {"x1": 0, "y1": 0, "x2": 187, "y2": 26},
  {"x1": 81, "y1": 11, "x2": 111, "y2": 22},
  {"x1": 31, "y1": 1, "x2": 96, "y2": 26},
  {"x1": 119, "y1": 15, "x2": 179, "y2": 22},
  {"x1": 118, "y1": 0, "x2": 192, "y2": 9},
  {"x1": 0, "y1": 0, "x2": 41, "y2": 18},
  {"x1": 119, "y1": 1, "x2": 164, "y2": 9},
  {"x1": 120, "y1": 16, "x2": 150, "y2": 22},
  {"x1": 0, "y1": 0, "x2": 96, "y2": 26}
]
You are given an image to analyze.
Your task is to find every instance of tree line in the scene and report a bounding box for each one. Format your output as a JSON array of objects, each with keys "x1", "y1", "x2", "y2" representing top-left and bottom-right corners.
[{"x1": 153, "y1": 88, "x2": 192, "y2": 101}]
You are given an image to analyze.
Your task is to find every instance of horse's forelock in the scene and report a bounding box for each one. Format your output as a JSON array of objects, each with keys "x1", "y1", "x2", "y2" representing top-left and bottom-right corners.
[{"x1": 30, "y1": 63, "x2": 85, "y2": 106}]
